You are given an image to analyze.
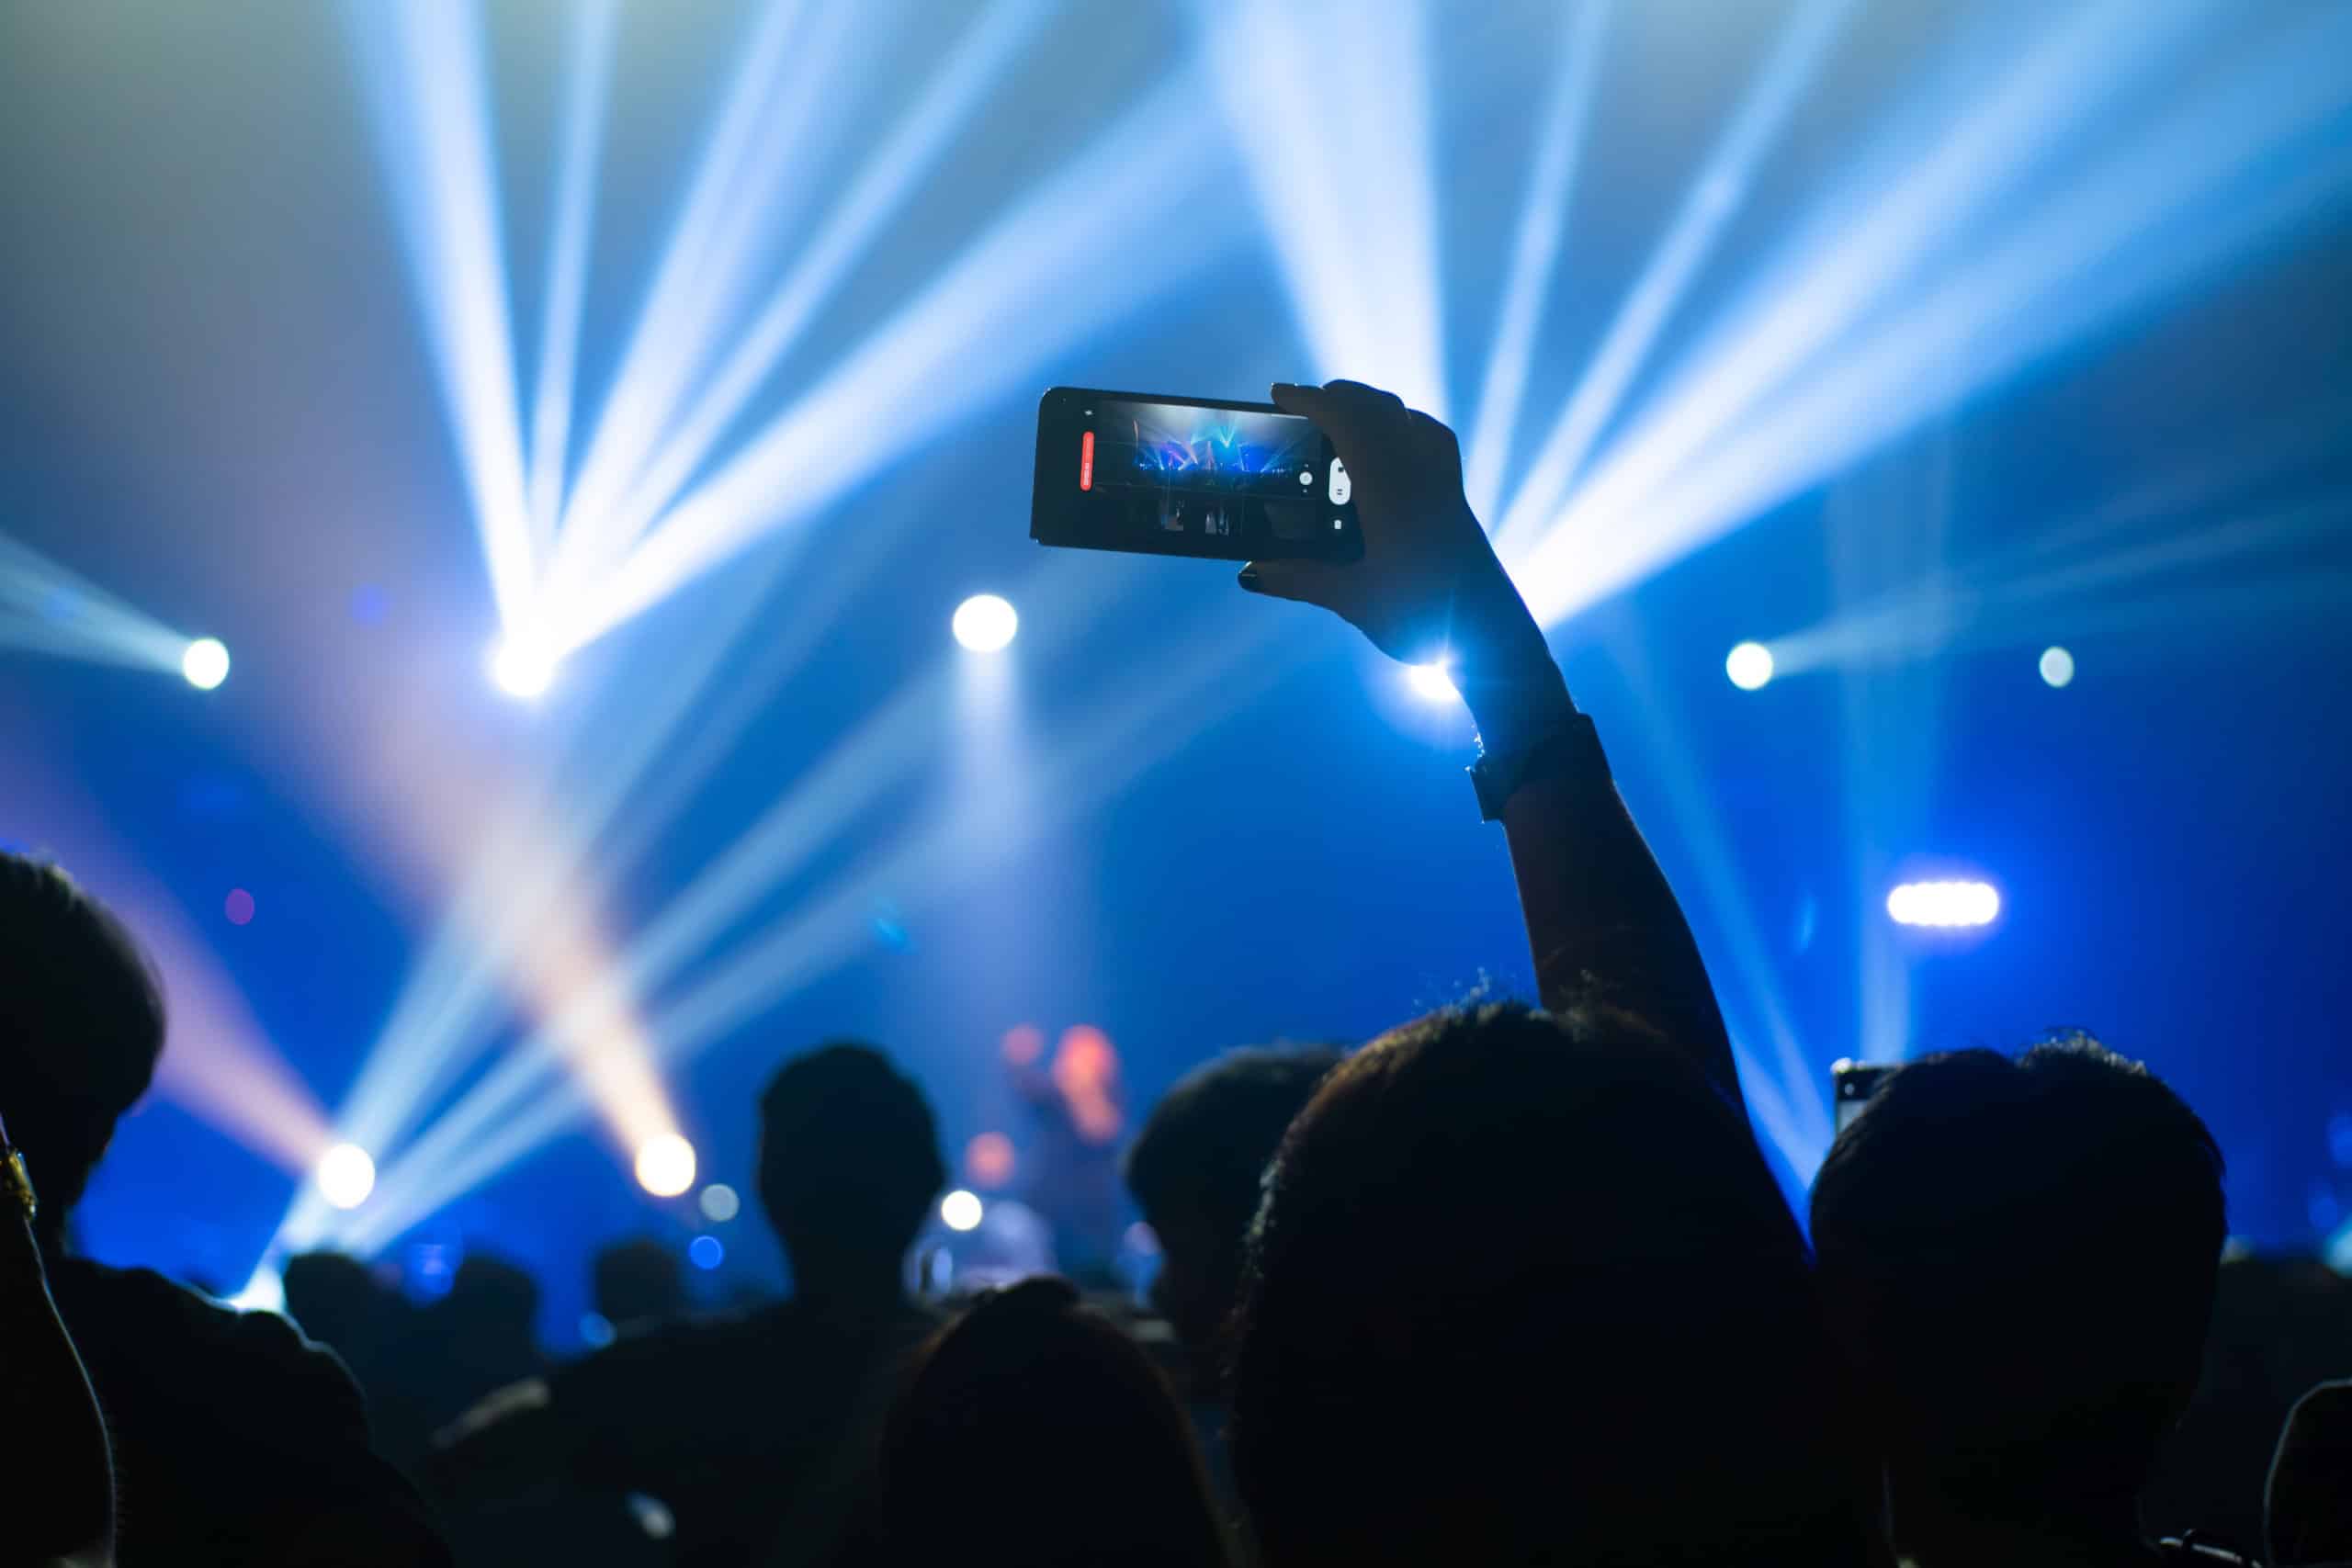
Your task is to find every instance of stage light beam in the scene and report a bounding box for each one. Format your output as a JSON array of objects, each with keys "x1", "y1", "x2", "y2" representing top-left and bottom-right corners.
[
  {"x1": 345, "y1": 0, "x2": 536, "y2": 635},
  {"x1": 1462, "y1": 0, "x2": 1611, "y2": 518},
  {"x1": 1490, "y1": 0, "x2": 1859, "y2": 551}
]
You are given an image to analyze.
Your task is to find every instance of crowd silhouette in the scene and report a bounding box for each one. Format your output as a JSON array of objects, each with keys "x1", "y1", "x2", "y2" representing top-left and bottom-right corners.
[{"x1": 2, "y1": 379, "x2": 2344, "y2": 1566}]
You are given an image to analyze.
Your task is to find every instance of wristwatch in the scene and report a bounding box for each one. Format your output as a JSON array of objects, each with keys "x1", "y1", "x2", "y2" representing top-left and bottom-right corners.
[
  {"x1": 1, "y1": 1140, "x2": 34, "y2": 1225},
  {"x1": 1467, "y1": 711, "x2": 1602, "y2": 822}
]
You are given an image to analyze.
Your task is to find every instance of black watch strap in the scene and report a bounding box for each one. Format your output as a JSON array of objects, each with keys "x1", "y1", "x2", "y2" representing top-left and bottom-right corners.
[{"x1": 1467, "y1": 712, "x2": 1600, "y2": 822}]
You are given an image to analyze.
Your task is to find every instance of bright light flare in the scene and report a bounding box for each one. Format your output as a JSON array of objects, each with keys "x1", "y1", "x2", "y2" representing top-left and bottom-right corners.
[
  {"x1": 1886, "y1": 879, "x2": 2000, "y2": 929},
  {"x1": 181, "y1": 637, "x2": 231, "y2": 690},
  {"x1": 316, "y1": 1143, "x2": 378, "y2": 1210},
  {"x1": 488, "y1": 637, "x2": 556, "y2": 699},
  {"x1": 952, "y1": 593, "x2": 1018, "y2": 653},
  {"x1": 697, "y1": 1183, "x2": 741, "y2": 1223},
  {"x1": 2039, "y1": 646, "x2": 2075, "y2": 687},
  {"x1": 941, "y1": 1190, "x2": 984, "y2": 1232},
  {"x1": 634, "y1": 1133, "x2": 697, "y2": 1198},
  {"x1": 1725, "y1": 641, "x2": 1775, "y2": 691},
  {"x1": 1405, "y1": 662, "x2": 1459, "y2": 702}
]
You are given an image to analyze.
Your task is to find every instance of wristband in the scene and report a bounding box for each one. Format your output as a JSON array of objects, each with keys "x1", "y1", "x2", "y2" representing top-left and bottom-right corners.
[{"x1": 1467, "y1": 711, "x2": 1601, "y2": 822}]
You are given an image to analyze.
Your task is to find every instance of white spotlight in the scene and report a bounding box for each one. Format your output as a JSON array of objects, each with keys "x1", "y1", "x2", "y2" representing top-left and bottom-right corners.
[
  {"x1": 634, "y1": 1133, "x2": 696, "y2": 1197},
  {"x1": 1725, "y1": 641, "x2": 1775, "y2": 691},
  {"x1": 488, "y1": 637, "x2": 556, "y2": 699},
  {"x1": 1886, "y1": 879, "x2": 2000, "y2": 929},
  {"x1": 316, "y1": 1143, "x2": 377, "y2": 1211},
  {"x1": 697, "y1": 1183, "x2": 741, "y2": 1224},
  {"x1": 952, "y1": 594, "x2": 1017, "y2": 653},
  {"x1": 182, "y1": 637, "x2": 231, "y2": 691},
  {"x1": 2039, "y1": 646, "x2": 2075, "y2": 687},
  {"x1": 940, "y1": 1189, "x2": 984, "y2": 1232},
  {"x1": 1406, "y1": 662, "x2": 1460, "y2": 703}
]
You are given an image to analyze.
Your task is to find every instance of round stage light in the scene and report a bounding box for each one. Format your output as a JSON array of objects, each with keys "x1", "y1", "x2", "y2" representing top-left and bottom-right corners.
[
  {"x1": 687, "y1": 1235, "x2": 725, "y2": 1270},
  {"x1": 1406, "y1": 662, "x2": 1460, "y2": 702},
  {"x1": 1886, "y1": 879, "x2": 2000, "y2": 929},
  {"x1": 2040, "y1": 646, "x2": 2075, "y2": 688},
  {"x1": 941, "y1": 1189, "x2": 984, "y2": 1232},
  {"x1": 1725, "y1": 641, "x2": 1774, "y2": 691},
  {"x1": 317, "y1": 1143, "x2": 377, "y2": 1211},
  {"x1": 489, "y1": 637, "x2": 557, "y2": 699},
  {"x1": 697, "y1": 1183, "x2": 741, "y2": 1223},
  {"x1": 952, "y1": 593, "x2": 1018, "y2": 652},
  {"x1": 182, "y1": 637, "x2": 231, "y2": 691},
  {"x1": 634, "y1": 1133, "x2": 696, "y2": 1197}
]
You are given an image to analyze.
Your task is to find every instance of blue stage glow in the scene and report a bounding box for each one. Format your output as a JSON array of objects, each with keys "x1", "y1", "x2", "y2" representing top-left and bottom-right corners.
[{"x1": 687, "y1": 1235, "x2": 724, "y2": 1270}]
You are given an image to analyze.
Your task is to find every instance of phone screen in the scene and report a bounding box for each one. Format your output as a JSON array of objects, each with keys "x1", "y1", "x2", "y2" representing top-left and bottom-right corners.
[{"x1": 1032, "y1": 389, "x2": 1360, "y2": 561}]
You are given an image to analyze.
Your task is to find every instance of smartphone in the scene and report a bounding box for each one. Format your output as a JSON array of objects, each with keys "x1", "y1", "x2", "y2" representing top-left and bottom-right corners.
[
  {"x1": 1830, "y1": 1059, "x2": 1894, "y2": 1134},
  {"x1": 1032, "y1": 387, "x2": 1363, "y2": 561}
]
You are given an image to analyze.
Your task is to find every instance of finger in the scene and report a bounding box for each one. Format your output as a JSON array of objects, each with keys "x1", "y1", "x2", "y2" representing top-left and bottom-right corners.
[
  {"x1": 1238, "y1": 558, "x2": 1350, "y2": 611},
  {"x1": 1272, "y1": 380, "x2": 1403, "y2": 479}
]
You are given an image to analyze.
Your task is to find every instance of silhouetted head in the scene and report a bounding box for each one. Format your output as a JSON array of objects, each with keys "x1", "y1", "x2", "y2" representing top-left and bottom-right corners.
[
  {"x1": 1810, "y1": 1035, "x2": 2225, "y2": 1522},
  {"x1": 445, "y1": 1254, "x2": 540, "y2": 1346},
  {"x1": 592, "y1": 1236, "x2": 686, "y2": 1330},
  {"x1": 0, "y1": 852, "x2": 164, "y2": 1240},
  {"x1": 1229, "y1": 1001, "x2": 1860, "y2": 1568},
  {"x1": 2269, "y1": 1379, "x2": 2352, "y2": 1566},
  {"x1": 283, "y1": 1250, "x2": 400, "y2": 1354},
  {"x1": 868, "y1": 1276, "x2": 1231, "y2": 1567},
  {"x1": 1125, "y1": 1044, "x2": 1342, "y2": 1383},
  {"x1": 757, "y1": 1043, "x2": 944, "y2": 1295}
]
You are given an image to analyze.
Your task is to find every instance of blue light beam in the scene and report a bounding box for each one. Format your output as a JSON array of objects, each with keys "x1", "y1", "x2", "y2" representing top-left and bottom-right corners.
[
  {"x1": 1488, "y1": 0, "x2": 1858, "y2": 554},
  {"x1": 345, "y1": 0, "x2": 537, "y2": 634},
  {"x1": 1460, "y1": 0, "x2": 1612, "y2": 519},
  {"x1": 524, "y1": 0, "x2": 620, "y2": 565},
  {"x1": 544, "y1": 0, "x2": 1047, "y2": 594}
]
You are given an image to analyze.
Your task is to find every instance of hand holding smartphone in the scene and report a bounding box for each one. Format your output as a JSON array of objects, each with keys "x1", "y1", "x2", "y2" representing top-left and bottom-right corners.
[{"x1": 1031, "y1": 387, "x2": 1363, "y2": 561}]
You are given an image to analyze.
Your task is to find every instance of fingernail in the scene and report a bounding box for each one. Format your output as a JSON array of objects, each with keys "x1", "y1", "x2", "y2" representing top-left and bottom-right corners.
[{"x1": 1237, "y1": 565, "x2": 1263, "y2": 593}]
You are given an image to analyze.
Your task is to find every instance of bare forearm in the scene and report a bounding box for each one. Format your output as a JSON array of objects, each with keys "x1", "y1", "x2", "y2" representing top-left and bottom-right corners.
[{"x1": 1455, "y1": 602, "x2": 1745, "y2": 1112}]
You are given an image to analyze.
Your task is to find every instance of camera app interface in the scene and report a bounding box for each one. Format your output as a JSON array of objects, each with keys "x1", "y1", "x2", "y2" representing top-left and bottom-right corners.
[{"x1": 1077, "y1": 399, "x2": 1345, "y2": 545}]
